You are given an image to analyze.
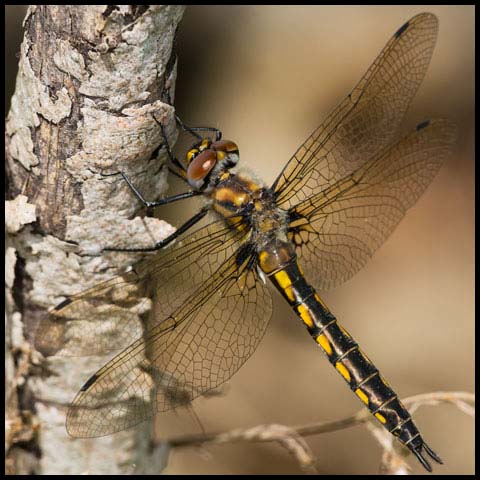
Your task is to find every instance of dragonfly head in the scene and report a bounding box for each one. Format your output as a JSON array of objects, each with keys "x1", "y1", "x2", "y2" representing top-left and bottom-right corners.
[{"x1": 186, "y1": 138, "x2": 239, "y2": 190}]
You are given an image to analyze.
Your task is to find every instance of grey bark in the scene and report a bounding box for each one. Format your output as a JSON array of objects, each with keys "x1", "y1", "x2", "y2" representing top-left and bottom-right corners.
[{"x1": 5, "y1": 5, "x2": 185, "y2": 474}]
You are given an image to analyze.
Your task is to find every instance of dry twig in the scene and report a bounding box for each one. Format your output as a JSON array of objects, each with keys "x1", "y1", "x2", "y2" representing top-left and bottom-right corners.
[{"x1": 165, "y1": 391, "x2": 474, "y2": 473}]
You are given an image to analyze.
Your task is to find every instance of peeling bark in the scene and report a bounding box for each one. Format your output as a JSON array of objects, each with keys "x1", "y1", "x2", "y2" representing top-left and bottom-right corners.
[{"x1": 6, "y1": 5, "x2": 185, "y2": 474}]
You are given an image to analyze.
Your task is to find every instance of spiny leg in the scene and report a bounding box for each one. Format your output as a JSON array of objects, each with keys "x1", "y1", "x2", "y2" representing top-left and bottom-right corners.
[
  {"x1": 103, "y1": 206, "x2": 209, "y2": 253},
  {"x1": 174, "y1": 114, "x2": 222, "y2": 142},
  {"x1": 120, "y1": 171, "x2": 201, "y2": 210}
]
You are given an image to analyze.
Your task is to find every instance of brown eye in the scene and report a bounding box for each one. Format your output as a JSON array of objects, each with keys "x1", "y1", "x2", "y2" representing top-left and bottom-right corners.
[
  {"x1": 187, "y1": 149, "x2": 217, "y2": 184},
  {"x1": 211, "y1": 140, "x2": 238, "y2": 154}
]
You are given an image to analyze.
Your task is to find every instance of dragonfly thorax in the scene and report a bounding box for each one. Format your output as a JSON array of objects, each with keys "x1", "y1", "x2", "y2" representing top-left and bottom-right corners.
[{"x1": 210, "y1": 172, "x2": 289, "y2": 249}]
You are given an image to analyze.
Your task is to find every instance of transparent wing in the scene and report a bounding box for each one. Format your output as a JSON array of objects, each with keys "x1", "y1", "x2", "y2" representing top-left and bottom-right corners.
[
  {"x1": 272, "y1": 13, "x2": 439, "y2": 210},
  {"x1": 60, "y1": 227, "x2": 272, "y2": 437},
  {"x1": 35, "y1": 270, "x2": 147, "y2": 357},
  {"x1": 287, "y1": 119, "x2": 457, "y2": 290},
  {"x1": 35, "y1": 218, "x2": 249, "y2": 357}
]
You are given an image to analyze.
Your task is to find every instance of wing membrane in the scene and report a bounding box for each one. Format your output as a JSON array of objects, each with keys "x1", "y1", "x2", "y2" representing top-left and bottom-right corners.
[
  {"x1": 66, "y1": 237, "x2": 272, "y2": 437},
  {"x1": 288, "y1": 119, "x2": 457, "y2": 290},
  {"x1": 35, "y1": 218, "x2": 248, "y2": 357},
  {"x1": 273, "y1": 13, "x2": 439, "y2": 210}
]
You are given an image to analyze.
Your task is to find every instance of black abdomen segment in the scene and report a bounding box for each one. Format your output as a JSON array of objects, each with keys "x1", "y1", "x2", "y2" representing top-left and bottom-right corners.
[{"x1": 264, "y1": 254, "x2": 441, "y2": 471}]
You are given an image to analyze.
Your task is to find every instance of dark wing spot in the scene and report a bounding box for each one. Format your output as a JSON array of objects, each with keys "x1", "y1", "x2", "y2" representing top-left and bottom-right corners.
[
  {"x1": 80, "y1": 373, "x2": 98, "y2": 392},
  {"x1": 235, "y1": 242, "x2": 253, "y2": 268},
  {"x1": 288, "y1": 210, "x2": 302, "y2": 222},
  {"x1": 53, "y1": 297, "x2": 72, "y2": 311},
  {"x1": 394, "y1": 20, "x2": 409, "y2": 38},
  {"x1": 416, "y1": 120, "x2": 430, "y2": 131}
]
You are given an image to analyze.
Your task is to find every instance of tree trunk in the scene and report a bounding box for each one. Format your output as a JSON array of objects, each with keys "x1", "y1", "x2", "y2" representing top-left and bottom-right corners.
[{"x1": 5, "y1": 5, "x2": 185, "y2": 474}]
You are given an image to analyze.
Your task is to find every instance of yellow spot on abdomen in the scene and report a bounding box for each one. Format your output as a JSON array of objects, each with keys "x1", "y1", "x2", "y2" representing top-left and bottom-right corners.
[
  {"x1": 274, "y1": 270, "x2": 295, "y2": 302},
  {"x1": 274, "y1": 270, "x2": 291, "y2": 287},
  {"x1": 297, "y1": 304, "x2": 313, "y2": 328},
  {"x1": 355, "y1": 388, "x2": 369, "y2": 405},
  {"x1": 274, "y1": 270, "x2": 292, "y2": 296},
  {"x1": 375, "y1": 412, "x2": 387, "y2": 424},
  {"x1": 335, "y1": 362, "x2": 351, "y2": 382},
  {"x1": 316, "y1": 334, "x2": 333, "y2": 356},
  {"x1": 285, "y1": 287, "x2": 295, "y2": 302}
]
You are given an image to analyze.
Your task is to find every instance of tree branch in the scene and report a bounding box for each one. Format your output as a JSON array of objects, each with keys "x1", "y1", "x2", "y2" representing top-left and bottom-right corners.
[
  {"x1": 5, "y1": 5, "x2": 185, "y2": 474},
  {"x1": 163, "y1": 391, "x2": 474, "y2": 474}
]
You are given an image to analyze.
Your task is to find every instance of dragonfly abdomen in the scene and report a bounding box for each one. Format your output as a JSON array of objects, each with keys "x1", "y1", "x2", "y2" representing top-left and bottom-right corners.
[{"x1": 258, "y1": 238, "x2": 439, "y2": 470}]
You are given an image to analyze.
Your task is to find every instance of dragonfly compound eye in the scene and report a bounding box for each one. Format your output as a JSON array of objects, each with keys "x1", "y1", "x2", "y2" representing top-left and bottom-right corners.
[
  {"x1": 187, "y1": 149, "x2": 217, "y2": 189},
  {"x1": 211, "y1": 139, "x2": 239, "y2": 165}
]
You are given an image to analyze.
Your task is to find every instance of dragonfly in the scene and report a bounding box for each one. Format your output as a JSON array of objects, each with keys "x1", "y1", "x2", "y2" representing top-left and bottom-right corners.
[{"x1": 35, "y1": 12, "x2": 456, "y2": 472}]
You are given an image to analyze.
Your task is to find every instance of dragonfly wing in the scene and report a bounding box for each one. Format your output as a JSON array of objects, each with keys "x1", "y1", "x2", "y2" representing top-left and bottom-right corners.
[
  {"x1": 272, "y1": 13, "x2": 439, "y2": 210},
  {"x1": 35, "y1": 218, "x2": 247, "y2": 357},
  {"x1": 287, "y1": 119, "x2": 457, "y2": 290},
  {"x1": 65, "y1": 236, "x2": 273, "y2": 437},
  {"x1": 34, "y1": 269, "x2": 147, "y2": 357}
]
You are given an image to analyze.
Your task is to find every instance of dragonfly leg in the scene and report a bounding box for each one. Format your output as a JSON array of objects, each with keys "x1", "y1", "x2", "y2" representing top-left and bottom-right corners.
[
  {"x1": 120, "y1": 171, "x2": 201, "y2": 209},
  {"x1": 103, "y1": 206, "x2": 209, "y2": 253},
  {"x1": 174, "y1": 114, "x2": 222, "y2": 142}
]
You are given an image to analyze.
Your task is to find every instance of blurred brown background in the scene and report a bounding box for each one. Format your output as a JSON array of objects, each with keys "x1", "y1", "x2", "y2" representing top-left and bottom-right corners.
[{"x1": 6, "y1": 5, "x2": 474, "y2": 475}]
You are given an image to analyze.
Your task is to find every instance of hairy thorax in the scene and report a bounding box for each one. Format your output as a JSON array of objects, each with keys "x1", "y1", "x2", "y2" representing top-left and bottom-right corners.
[{"x1": 209, "y1": 172, "x2": 289, "y2": 250}]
